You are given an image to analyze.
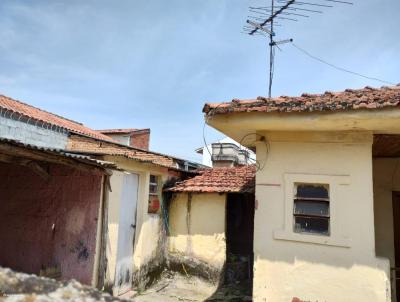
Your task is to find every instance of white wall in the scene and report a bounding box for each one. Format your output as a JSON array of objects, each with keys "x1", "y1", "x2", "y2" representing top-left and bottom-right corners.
[
  {"x1": 200, "y1": 137, "x2": 255, "y2": 167},
  {"x1": 253, "y1": 131, "x2": 390, "y2": 302},
  {"x1": 105, "y1": 134, "x2": 130, "y2": 146},
  {"x1": 0, "y1": 115, "x2": 68, "y2": 149}
]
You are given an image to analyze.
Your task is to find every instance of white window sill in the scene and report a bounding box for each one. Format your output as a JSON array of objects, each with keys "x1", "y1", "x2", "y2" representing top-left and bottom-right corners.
[{"x1": 273, "y1": 229, "x2": 351, "y2": 248}]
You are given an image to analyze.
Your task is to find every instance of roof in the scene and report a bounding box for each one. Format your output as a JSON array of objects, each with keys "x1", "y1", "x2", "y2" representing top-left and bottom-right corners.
[
  {"x1": 67, "y1": 134, "x2": 179, "y2": 170},
  {"x1": 167, "y1": 165, "x2": 256, "y2": 193},
  {"x1": 97, "y1": 128, "x2": 150, "y2": 134},
  {"x1": 0, "y1": 137, "x2": 116, "y2": 170},
  {"x1": 0, "y1": 94, "x2": 113, "y2": 141},
  {"x1": 0, "y1": 93, "x2": 202, "y2": 172},
  {"x1": 203, "y1": 85, "x2": 400, "y2": 115}
]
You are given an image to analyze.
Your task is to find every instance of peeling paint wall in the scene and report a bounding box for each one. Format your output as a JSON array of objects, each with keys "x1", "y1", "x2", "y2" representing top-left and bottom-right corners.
[
  {"x1": 253, "y1": 131, "x2": 390, "y2": 302},
  {"x1": 168, "y1": 193, "x2": 226, "y2": 281},
  {"x1": 0, "y1": 161, "x2": 103, "y2": 285},
  {"x1": 103, "y1": 156, "x2": 169, "y2": 292}
]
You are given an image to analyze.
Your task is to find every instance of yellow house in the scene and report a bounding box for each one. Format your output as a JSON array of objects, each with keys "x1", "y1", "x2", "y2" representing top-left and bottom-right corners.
[
  {"x1": 203, "y1": 85, "x2": 400, "y2": 302},
  {"x1": 166, "y1": 165, "x2": 255, "y2": 285},
  {"x1": 66, "y1": 132, "x2": 200, "y2": 296}
]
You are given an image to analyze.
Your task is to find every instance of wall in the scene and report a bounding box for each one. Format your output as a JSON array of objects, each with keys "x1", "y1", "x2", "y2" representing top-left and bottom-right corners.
[
  {"x1": 129, "y1": 129, "x2": 150, "y2": 150},
  {"x1": 253, "y1": 131, "x2": 390, "y2": 302},
  {"x1": 168, "y1": 193, "x2": 226, "y2": 281},
  {"x1": 373, "y1": 158, "x2": 400, "y2": 301},
  {"x1": 0, "y1": 161, "x2": 103, "y2": 285},
  {"x1": 104, "y1": 156, "x2": 168, "y2": 292},
  {"x1": 200, "y1": 137, "x2": 255, "y2": 167},
  {"x1": 0, "y1": 115, "x2": 68, "y2": 149},
  {"x1": 105, "y1": 134, "x2": 131, "y2": 146}
]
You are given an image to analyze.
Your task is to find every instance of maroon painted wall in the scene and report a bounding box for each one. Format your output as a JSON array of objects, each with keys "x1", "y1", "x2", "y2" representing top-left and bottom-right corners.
[{"x1": 0, "y1": 161, "x2": 103, "y2": 285}]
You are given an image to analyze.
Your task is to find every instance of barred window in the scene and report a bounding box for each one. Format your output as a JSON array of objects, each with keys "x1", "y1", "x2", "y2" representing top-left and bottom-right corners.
[
  {"x1": 148, "y1": 175, "x2": 160, "y2": 214},
  {"x1": 293, "y1": 184, "x2": 330, "y2": 236}
]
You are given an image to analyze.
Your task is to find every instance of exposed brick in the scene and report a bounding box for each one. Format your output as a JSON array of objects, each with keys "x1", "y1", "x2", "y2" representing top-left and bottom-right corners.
[{"x1": 130, "y1": 129, "x2": 150, "y2": 150}]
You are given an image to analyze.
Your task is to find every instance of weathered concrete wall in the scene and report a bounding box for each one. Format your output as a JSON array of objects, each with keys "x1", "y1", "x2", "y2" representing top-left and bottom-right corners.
[
  {"x1": 253, "y1": 131, "x2": 390, "y2": 302},
  {"x1": 0, "y1": 115, "x2": 68, "y2": 149},
  {"x1": 373, "y1": 158, "x2": 400, "y2": 301},
  {"x1": 0, "y1": 161, "x2": 103, "y2": 285},
  {"x1": 168, "y1": 193, "x2": 226, "y2": 282},
  {"x1": 103, "y1": 156, "x2": 169, "y2": 292}
]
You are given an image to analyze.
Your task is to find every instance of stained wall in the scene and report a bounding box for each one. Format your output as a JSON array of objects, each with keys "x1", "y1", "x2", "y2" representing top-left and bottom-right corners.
[
  {"x1": 0, "y1": 161, "x2": 103, "y2": 285},
  {"x1": 168, "y1": 192, "x2": 226, "y2": 280}
]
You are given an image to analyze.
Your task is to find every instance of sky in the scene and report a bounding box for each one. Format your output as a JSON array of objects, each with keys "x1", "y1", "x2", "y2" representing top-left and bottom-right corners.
[{"x1": 0, "y1": 0, "x2": 399, "y2": 162}]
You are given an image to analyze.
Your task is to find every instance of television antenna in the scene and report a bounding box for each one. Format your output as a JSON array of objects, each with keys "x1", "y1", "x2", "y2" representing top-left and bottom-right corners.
[{"x1": 243, "y1": 0, "x2": 354, "y2": 98}]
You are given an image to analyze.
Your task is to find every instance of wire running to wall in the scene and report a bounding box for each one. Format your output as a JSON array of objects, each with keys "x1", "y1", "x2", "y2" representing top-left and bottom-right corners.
[{"x1": 291, "y1": 42, "x2": 395, "y2": 85}]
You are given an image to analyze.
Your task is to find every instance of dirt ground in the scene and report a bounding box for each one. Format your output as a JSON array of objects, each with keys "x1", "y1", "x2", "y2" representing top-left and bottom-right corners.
[{"x1": 126, "y1": 270, "x2": 252, "y2": 302}]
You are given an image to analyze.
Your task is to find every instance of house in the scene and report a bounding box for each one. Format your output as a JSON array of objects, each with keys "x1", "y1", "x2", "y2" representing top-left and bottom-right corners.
[
  {"x1": 0, "y1": 94, "x2": 202, "y2": 296},
  {"x1": 166, "y1": 165, "x2": 255, "y2": 288},
  {"x1": 97, "y1": 128, "x2": 151, "y2": 150},
  {"x1": 196, "y1": 137, "x2": 255, "y2": 167},
  {"x1": 203, "y1": 85, "x2": 400, "y2": 302},
  {"x1": 66, "y1": 129, "x2": 201, "y2": 295},
  {"x1": 0, "y1": 94, "x2": 118, "y2": 286},
  {"x1": 0, "y1": 138, "x2": 114, "y2": 287}
]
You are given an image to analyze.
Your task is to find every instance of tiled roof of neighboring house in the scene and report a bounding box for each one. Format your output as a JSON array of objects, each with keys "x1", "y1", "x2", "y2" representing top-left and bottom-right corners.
[
  {"x1": 167, "y1": 165, "x2": 256, "y2": 193},
  {"x1": 0, "y1": 94, "x2": 113, "y2": 141},
  {"x1": 66, "y1": 135, "x2": 178, "y2": 170},
  {"x1": 203, "y1": 85, "x2": 400, "y2": 115},
  {"x1": 97, "y1": 128, "x2": 149, "y2": 134}
]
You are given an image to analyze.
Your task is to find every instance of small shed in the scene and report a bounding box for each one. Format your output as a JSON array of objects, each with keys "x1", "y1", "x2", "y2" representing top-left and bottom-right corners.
[{"x1": 166, "y1": 165, "x2": 256, "y2": 285}]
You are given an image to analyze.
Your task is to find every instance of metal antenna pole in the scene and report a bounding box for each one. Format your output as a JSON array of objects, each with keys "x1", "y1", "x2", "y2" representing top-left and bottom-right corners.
[
  {"x1": 268, "y1": 0, "x2": 274, "y2": 98},
  {"x1": 244, "y1": 0, "x2": 354, "y2": 98}
]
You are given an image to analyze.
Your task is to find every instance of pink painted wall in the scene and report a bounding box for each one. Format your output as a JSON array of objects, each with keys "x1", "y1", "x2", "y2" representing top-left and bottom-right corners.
[{"x1": 0, "y1": 161, "x2": 103, "y2": 285}]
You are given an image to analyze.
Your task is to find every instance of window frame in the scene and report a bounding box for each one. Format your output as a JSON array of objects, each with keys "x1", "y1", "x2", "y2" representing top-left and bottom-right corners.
[
  {"x1": 273, "y1": 173, "x2": 351, "y2": 248},
  {"x1": 293, "y1": 183, "x2": 331, "y2": 236},
  {"x1": 148, "y1": 174, "x2": 160, "y2": 214}
]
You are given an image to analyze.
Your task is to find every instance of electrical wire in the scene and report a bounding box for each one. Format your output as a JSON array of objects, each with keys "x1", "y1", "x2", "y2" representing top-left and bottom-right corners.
[
  {"x1": 202, "y1": 102, "x2": 228, "y2": 160},
  {"x1": 291, "y1": 42, "x2": 395, "y2": 85}
]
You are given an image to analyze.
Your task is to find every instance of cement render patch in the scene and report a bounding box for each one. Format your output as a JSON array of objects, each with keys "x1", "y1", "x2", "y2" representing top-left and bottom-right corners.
[{"x1": 0, "y1": 116, "x2": 68, "y2": 149}]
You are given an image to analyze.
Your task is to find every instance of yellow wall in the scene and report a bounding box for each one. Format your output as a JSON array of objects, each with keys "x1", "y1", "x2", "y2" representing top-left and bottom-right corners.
[
  {"x1": 252, "y1": 131, "x2": 390, "y2": 302},
  {"x1": 168, "y1": 193, "x2": 226, "y2": 271},
  {"x1": 373, "y1": 158, "x2": 400, "y2": 301},
  {"x1": 103, "y1": 156, "x2": 168, "y2": 293}
]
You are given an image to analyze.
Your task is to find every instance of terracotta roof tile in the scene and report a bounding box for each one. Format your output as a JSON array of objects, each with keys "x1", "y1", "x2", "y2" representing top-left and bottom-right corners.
[
  {"x1": 203, "y1": 85, "x2": 400, "y2": 115},
  {"x1": 97, "y1": 128, "x2": 149, "y2": 134},
  {"x1": 66, "y1": 135, "x2": 177, "y2": 169},
  {"x1": 167, "y1": 165, "x2": 256, "y2": 193},
  {"x1": 0, "y1": 94, "x2": 113, "y2": 141}
]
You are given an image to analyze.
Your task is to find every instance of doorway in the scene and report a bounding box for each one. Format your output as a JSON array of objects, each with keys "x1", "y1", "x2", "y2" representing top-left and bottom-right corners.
[
  {"x1": 115, "y1": 173, "x2": 139, "y2": 296},
  {"x1": 393, "y1": 192, "x2": 400, "y2": 302},
  {"x1": 225, "y1": 193, "x2": 255, "y2": 295}
]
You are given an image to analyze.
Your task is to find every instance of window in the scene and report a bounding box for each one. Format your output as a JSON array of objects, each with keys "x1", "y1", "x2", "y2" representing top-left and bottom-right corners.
[
  {"x1": 293, "y1": 183, "x2": 330, "y2": 236},
  {"x1": 148, "y1": 175, "x2": 160, "y2": 214}
]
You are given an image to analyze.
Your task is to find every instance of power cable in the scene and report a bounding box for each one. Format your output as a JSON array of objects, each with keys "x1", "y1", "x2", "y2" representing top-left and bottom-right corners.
[{"x1": 291, "y1": 42, "x2": 395, "y2": 85}]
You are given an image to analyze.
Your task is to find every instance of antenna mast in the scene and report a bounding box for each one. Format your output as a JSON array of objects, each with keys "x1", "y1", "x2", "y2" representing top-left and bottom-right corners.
[
  {"x1": 268, "y1": 0, "x2": 274, "y2": 98},
  {"x1": 243, "y1": 0, "x2": 354, "y2": 98}
]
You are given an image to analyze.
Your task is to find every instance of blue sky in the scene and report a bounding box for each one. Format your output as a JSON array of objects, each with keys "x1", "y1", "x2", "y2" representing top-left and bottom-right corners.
[{"x1": 0, "y1": 0, "x2": 399, "y2": 162}]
